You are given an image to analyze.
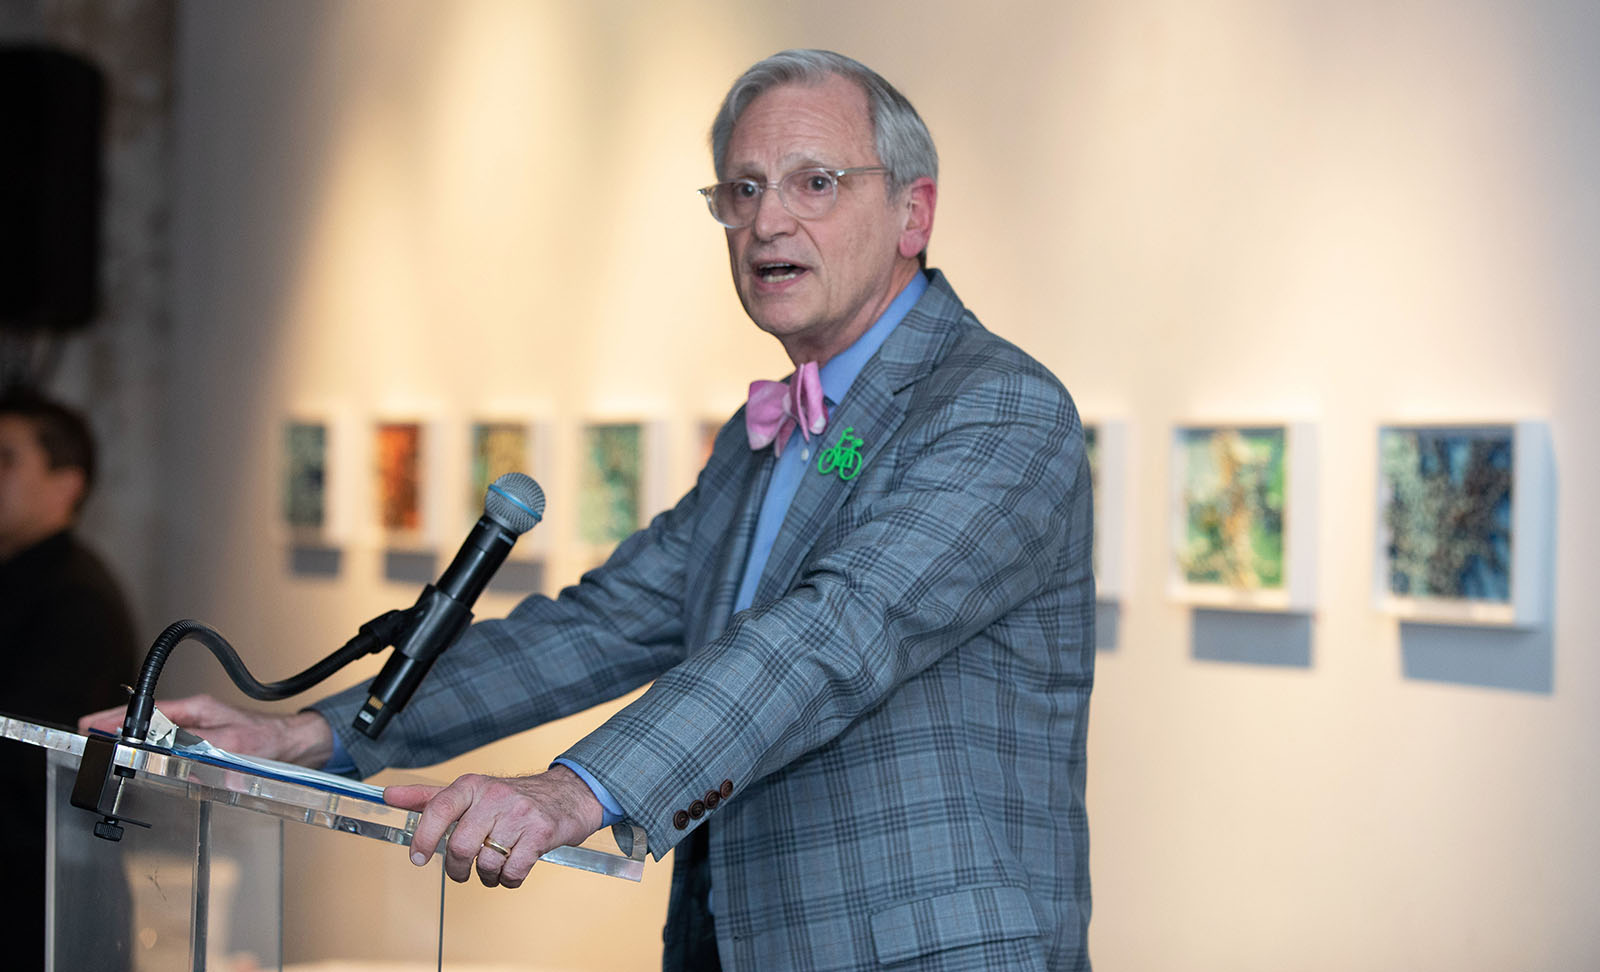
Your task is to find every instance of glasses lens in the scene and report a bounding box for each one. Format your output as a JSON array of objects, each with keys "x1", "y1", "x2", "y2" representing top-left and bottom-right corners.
[
  {"x1": 780, "y1": 169, "x2": 838, "y2": 219},
  {"x1": 710, "y1": 180, "x2": 760, "y2": 227},
  {"x1": 704, "y1": 170, "x2": 843, "y2": 227}
]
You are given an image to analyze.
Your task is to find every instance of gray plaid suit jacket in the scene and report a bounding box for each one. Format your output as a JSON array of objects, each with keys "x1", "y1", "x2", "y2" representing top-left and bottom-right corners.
[{"x1": 315, "y1": 270, "x2": 1094, "y2": 971}]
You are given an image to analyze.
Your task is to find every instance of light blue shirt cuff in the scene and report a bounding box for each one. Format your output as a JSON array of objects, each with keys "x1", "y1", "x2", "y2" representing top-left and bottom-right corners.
[
  {"x1": 321, "y1": 717, "x2": 358, "y2": 776},
  {"x1": 552, "y1": 757, "x2": 626, "y2": 828}
]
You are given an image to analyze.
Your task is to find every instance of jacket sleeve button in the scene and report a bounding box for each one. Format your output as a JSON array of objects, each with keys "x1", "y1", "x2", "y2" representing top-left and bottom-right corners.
[
  {"x1": 704, "y1": 790, "x2": 720, "y2": 809},
  {"x1": 688, "y1": 800, "x2": 706, "y2": 819},
  {"x1": 720, "y1": 779, "x2": 734, "y2": 798},
  {"x1": 673, "y1": 810, "x2": 690, "y2": 830}
]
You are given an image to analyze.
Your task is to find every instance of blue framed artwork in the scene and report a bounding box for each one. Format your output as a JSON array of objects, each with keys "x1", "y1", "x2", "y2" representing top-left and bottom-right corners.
[{"x1": 1375, "y1": 421, "x2": 1551, "y2": 626}]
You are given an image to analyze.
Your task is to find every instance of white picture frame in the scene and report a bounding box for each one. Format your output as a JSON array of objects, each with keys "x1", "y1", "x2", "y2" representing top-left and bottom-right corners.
[
  {"x1": 371, "y1": 413, "x2": 448, "y2": 551},
  {"x1": 465, "y1": 414, "x2": 555, "y2": 559},
  {"x1": 278, "y1": 408, "x2": 358, "y2": 548},
  {"x1": 1373, "y1": 420, "x2": 1551, "y2": 628},
  {"x1": 1083, "y1": 419, "x2": 1131, "y2": 602},
  {"x1": 1168, "y1": 421, "x2": 1318, "y2": 612},
  {"x1": 573, "y1": 417, "x2": 670, "y2": 564}
]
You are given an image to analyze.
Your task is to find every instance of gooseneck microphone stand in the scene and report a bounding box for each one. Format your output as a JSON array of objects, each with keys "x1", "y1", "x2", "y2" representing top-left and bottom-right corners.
[
  {"x1": 71, "y1": 472, "x2": 546, "y2": 842},
  {"x1": 71, "y1": 608, "x2": 417, "y2": 841}
]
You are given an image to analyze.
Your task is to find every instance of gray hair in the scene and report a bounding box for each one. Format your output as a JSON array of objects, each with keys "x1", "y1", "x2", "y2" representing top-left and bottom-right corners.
[{"x1": 710, "y1": 50, "x2": 939, "y2": 195}]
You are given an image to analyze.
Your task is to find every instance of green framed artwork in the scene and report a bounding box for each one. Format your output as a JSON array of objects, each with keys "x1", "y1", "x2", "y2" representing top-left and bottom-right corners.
[
  {"x1": 470, "y1": 422, "x2": 530, "y2": 517},
  {"x1": 1170, "y1": 422, "x2": 1317, "y2": 611},
  {"x1": 284, "y1": 420, "x2": 328, "y2": 538},
  {"x1": 579, "y1": 422, "x2": 644, "y2": 546},
  {"x1": 467, "y1": 418, "x2": 550, "y2": 557}
]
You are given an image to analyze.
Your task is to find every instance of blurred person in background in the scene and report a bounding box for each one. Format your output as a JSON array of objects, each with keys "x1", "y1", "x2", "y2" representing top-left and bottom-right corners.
[{"x1": 0, "y1": 391, "x2": 139, "y2": 971}]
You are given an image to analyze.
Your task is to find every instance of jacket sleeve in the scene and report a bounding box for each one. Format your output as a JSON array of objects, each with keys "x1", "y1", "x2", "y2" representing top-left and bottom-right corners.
[
  {"x1": 559, "y1": 364, "x2": 1089, "y2": 858},
  {"x1": 312, "y1": 473, "x2": 710, "y2": 777}
]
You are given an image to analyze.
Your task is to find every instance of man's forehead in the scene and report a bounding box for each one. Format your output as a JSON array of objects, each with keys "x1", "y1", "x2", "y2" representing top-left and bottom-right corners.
[
  {"x1": 722, "y1": 76, "x2": 874, "y2": 176},
  {"x1": 724, "y1": 151, "x2": 831, "y2": 179},
  {"x1": 0, "y1": 415, "x2": 44, "y2": 449}
]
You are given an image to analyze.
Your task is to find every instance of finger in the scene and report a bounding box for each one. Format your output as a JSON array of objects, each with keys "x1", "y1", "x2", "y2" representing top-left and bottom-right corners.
[
  {"x1": 443, "y1": 801, "x2": 497, "y2": 884},
  {"x1": 498, "y1": 840, "x2": 542, "y2": 889},
  {"x1": 154, "y1": 694, "x2": 226, "y2": 727},
  {"x1": 474, "y1": 836, "x2": 510, "y2": 888},
  {"x1": 383, "y1": 784, "x2": 443, "y2": 812},
  {"x1": 407, "y1": 781, "x2": 476, "y2": 868},
  {"x1": 78, "y1": 703, "x2": 130, "y2": 733}
]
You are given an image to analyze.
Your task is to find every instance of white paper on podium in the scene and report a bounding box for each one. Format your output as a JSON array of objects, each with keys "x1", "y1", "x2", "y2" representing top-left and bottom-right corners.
[
  {"x1": 146, "y1": 706, "x2": 385, "y2": 802},
  {"x1": 172, "y1": 738, "x2": 385, "y2": 801}
]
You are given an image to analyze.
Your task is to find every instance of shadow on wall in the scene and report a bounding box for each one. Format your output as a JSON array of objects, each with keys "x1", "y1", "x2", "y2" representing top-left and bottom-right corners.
[
  {"x1": 1192, "y1": 609, "x2": 1314, "y2": 669},
  {"x1": 1401, "y1": 623, "x2": 1553, "y2": 695},
  {"x1": 1185, "y1": 607, "x2": 1555, "y2": 693},
  {"x1": 1095, "y1": 600, "x2": 1120, "y2": 652},
  {"x1": 1399, "y1": 430, "x2": 1558, "y2": 696}
]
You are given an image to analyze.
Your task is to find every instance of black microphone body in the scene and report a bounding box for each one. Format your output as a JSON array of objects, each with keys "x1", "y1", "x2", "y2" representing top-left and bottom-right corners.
[{"x1": 354, "y1": 473, "x2": 544, "y2": 738}]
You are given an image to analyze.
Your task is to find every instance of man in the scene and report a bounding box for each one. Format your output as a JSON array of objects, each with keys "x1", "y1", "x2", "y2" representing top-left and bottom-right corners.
[
  {"x1": 1, "y1": 392, "x2": 141, "y2": 972},
  {"x1": 92, "y1": 50, "x2": 1095, "y2": 970}
]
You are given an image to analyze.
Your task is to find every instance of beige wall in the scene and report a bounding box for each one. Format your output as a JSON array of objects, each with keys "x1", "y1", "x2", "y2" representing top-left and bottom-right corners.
[{"x1": 152, "y1": 1, "x2": 1598, "y2": 969}]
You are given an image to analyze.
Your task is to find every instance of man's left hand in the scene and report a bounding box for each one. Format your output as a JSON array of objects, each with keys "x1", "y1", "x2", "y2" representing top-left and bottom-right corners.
[{"x1": 385, "y1": 764, "x2": 604, "y2": 888}]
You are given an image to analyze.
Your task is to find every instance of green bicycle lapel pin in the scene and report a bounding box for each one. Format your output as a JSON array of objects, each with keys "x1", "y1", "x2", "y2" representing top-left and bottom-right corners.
[{"x1": 817, "y1": 426, "x2": 865, "y2": 481}]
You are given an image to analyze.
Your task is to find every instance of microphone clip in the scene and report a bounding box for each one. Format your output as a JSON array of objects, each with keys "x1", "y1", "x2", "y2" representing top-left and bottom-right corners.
[{"x1": 352, "y1": 585, "x2": 474, "y2": 738}]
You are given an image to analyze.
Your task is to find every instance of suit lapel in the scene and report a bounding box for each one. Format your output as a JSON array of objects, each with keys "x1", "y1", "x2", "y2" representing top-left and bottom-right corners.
[{"x1": 750, "y1": 271, "x2": 969, "y2": 608}]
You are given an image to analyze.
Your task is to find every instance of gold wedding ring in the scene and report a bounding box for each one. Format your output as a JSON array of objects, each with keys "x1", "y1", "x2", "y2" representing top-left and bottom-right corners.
[{"x1": 482, "y1": 837, "x2": 513, "y2": 857}]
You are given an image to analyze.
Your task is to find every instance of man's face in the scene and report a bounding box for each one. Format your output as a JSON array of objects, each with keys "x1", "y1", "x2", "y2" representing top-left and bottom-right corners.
[
  {"x1": 722, "y1": 75, "x2": 915, "y2": 364},
  {"x1": 0, "y1": 416, "x2": 78, "y2": 557}
]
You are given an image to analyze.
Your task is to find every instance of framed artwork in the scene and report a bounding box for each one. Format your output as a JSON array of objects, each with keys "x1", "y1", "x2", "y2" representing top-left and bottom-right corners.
[
  {"x1": 1169, "y1": 422, "x2": 1318, "y2": 611},
  {"x1": 1374, "y1": 421, "x2": 1551, "y2": 626},
  {"x1": 467, "y1": 418, "x2": 551, "y2": 556},
  {"x1": 283, "y1": 420, "x2": 329, "y2": 541},
  {"x1": 280, "y1": 411, "x2": 358, "y2": 547},
  {"x1": 696, "y1": 417, "x2": 724, "y2": 472},
  {"x1": 375, "y1": 419, "x2": 427, "y2": 546},
  {"x1": 1084, "y1": 420, "x2": 1130, "y2": 601},
  {"x1": 579, "y1": 422, "x2": 644, "y2": 546},
  {"x1": 577, "y1": 419, "x2": 669, "y2": 551},
  {"x1": 469, "y1": 421, "x2": 529, "y2": 513}
]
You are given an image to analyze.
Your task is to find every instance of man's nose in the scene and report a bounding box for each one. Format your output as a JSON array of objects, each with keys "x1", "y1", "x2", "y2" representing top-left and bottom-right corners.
[{"x1": 750, "y1": 184, "x2": 796, "y2": 238}]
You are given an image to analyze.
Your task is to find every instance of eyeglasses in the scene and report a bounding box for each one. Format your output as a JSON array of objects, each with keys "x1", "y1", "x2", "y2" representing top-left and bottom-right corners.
[{"x1": 698, "y1": 166, "x2": 890, "y2": 228}]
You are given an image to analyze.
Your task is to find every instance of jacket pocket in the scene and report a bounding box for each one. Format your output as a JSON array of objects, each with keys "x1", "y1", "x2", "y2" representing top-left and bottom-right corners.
[{"x1": 868, "y1": 884, "x2": 1041, "y2": 965}]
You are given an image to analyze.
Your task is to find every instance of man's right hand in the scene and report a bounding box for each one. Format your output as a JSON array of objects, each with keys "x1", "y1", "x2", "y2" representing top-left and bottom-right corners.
[{"x1": 77, "y1": 694, "x2": 336, "y2": 769}]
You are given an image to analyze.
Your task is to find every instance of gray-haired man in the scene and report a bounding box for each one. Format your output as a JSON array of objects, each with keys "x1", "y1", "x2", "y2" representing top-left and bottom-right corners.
[{"x1": 90, "y1": 50, "x2": 1094, "y2": 971}]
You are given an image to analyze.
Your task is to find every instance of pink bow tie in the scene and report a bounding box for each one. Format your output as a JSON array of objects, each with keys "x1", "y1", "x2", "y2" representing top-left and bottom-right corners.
[{"x1": 746, "y1": 361, "x2": 828, "y2": 457}]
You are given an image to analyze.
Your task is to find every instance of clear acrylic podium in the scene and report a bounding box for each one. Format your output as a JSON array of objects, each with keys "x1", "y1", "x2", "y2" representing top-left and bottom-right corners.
[{"x1": 2, "y1": 715, "x2": 645, "y2": 971}]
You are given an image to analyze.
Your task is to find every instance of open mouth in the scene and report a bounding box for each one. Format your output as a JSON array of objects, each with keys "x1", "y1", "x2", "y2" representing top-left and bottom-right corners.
[{"x1": 755, "y1": 262, "x2": 806, "y2": 283}]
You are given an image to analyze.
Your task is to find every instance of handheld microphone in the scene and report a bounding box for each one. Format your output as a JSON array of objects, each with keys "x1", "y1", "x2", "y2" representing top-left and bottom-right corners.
[{"x1": 353, "y1": 472, "x2": 545, "y2": 738}]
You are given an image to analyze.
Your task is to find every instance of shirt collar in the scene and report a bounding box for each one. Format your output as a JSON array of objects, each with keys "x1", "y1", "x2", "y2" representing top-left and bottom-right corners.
[{"x1": 818, "y1": 271, "x2": 929, "y2": 405}]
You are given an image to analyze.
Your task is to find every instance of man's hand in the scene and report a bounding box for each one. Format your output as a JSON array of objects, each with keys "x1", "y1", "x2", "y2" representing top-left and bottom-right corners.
[
  {"x1": 385, "y1": 765, "x2": 604, "y2": 889},
  {"x1": 77, "y1": 694, "x2": 335, "y2": 768}
]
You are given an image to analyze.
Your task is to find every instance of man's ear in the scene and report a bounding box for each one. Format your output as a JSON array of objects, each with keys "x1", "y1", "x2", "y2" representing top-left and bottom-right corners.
[
  {"x1": 45, "y1": 465, "x2": 87, "y2": 521},
  {"x1": 897, "y1": 177, "x2": 937, "y2": 260}
]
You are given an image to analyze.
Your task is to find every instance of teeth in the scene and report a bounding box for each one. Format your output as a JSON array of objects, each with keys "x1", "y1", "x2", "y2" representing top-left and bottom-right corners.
[{"x1": 758, "y1": 264, "x2": 802, "y2": 282}]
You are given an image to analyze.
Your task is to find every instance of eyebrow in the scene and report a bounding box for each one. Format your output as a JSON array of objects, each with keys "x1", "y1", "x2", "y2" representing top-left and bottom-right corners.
[{"x1": 724, "y1": 155, "x2": 832, "y2": 181}]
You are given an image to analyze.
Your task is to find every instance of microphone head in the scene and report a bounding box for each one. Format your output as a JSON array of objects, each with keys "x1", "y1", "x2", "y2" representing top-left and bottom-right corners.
[{"x1": 483, "y1": 472, "x2": 545, "y2": 535}]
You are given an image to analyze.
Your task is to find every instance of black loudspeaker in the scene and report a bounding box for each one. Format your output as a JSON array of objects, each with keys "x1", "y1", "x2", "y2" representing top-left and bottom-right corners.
[{"x1": 0, "y1": 46, "x2": 106, "y2": 334}]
